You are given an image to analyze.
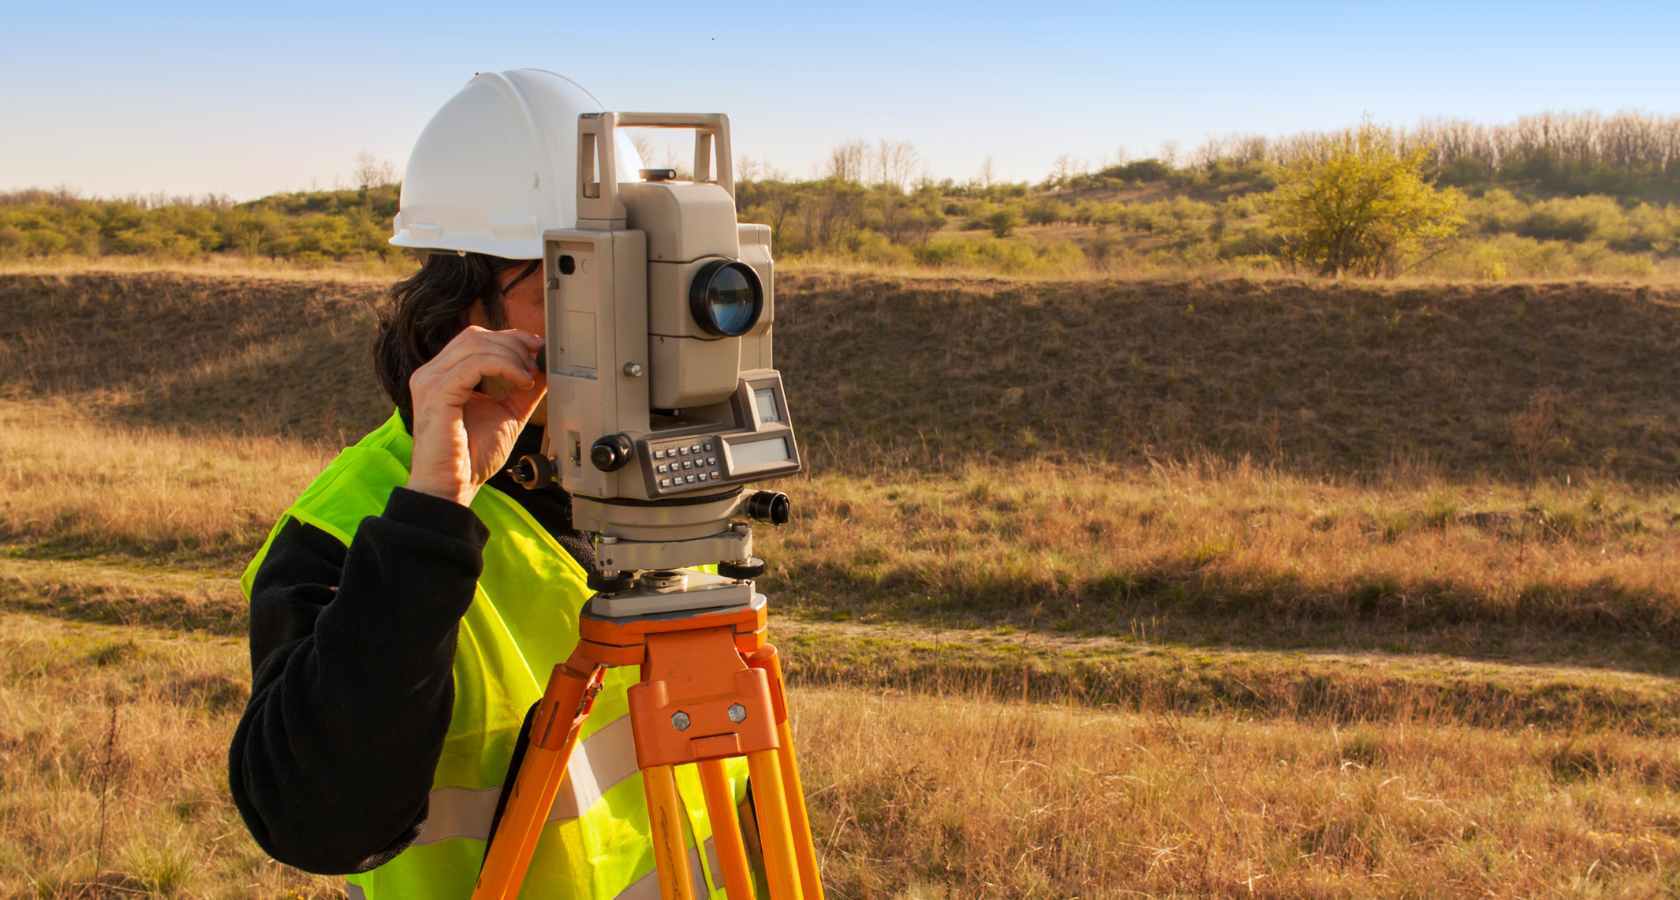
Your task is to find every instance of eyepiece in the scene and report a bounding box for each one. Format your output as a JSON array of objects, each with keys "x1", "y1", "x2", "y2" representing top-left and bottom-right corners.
[
  {"x1": 689, "y1": 260, "x2": 763, "y2": 337},
  {"x1": 745, "y1": 491, "x2": 791, "y2": 526}
]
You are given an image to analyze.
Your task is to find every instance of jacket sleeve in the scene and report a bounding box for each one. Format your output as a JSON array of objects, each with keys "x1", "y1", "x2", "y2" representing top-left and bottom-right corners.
[{"x1": 228, "y1": 487, "x2": 488, "y2": 874}]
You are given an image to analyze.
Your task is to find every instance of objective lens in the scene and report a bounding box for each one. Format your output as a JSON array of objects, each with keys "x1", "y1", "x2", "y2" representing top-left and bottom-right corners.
[{"x1": 689, "y1": 261, "x2": 763, "y2": 337}]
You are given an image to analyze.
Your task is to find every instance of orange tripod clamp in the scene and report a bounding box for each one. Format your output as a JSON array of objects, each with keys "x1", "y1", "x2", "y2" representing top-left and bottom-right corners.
[{"x1": 474, "y1": 599, "x2": 823, "y2": 900}]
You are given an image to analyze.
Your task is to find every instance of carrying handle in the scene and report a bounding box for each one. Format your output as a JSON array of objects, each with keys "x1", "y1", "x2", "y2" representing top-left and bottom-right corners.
[{"x1": 577, "y1": 112, "x2": 734, "y2": 225}]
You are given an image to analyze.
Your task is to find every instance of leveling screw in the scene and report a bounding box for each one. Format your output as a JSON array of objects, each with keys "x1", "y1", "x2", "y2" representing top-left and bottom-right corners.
[
  {"x1": 727, "y1": 704, "x2": 747, "y2": 723},
  {"x1": 671, "y1": 711, "x2": 691, "y2": 732}
]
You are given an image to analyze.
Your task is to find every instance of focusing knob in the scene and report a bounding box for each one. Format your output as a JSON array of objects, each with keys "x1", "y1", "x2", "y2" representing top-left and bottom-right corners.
[
  {"x1": 590, "y1": 434, "x2": 635, "y2": 472},
  {"x1": 745, "y1": 491, "x2": 791, "y2": 526},
  {"x1": 718, "y1": 557, "x2": 767, "y2": 580}
]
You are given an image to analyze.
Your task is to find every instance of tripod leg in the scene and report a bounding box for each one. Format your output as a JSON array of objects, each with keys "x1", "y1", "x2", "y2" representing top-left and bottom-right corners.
[
  {"x1": 773, "y1": 721, "x2": 821, "y2": 900},
  {"x1": 474, "y1": 659, "x2": 604, "y2": 900},
  {"x1": 698, "y1": 759, "x2": 756, "y2": 900},
  {"x1": 745, "y1": 750, "x2": 804, "y2": 900},
  {"x1": 643, "y1": 764, "x2": 698, "y2": 900},
  {"x1": 750, "y1": 648, "x2": 823, "y2": 900}
]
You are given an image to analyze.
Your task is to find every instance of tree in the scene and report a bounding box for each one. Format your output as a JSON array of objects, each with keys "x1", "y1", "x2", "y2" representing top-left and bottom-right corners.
[
  {"x1": 1048, "y1": 154, "x2": 1085, "y2": 187},
  {"x1": 352, "y1": 153, "x2": 397, "y2": 191},
  {"x1": 827, "y1": 141, "x2": 867, "y2": 183},
  {"x1": 1269, "y1": 124, "x2": 1465, "y2": 277},
  {"x1": 872, "y1": 140, "x2": 918, "y2": 192}
]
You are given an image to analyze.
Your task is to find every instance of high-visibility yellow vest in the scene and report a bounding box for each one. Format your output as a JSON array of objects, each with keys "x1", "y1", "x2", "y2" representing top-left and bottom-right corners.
[{"x1": 242, "y1": 411, "x2": 748, "y2": 899}]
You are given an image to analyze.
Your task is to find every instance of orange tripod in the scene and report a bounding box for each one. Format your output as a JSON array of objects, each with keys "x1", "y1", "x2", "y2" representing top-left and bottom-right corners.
[{"x1": 472, "y1": 597, "x2": 823, "y2": 900}]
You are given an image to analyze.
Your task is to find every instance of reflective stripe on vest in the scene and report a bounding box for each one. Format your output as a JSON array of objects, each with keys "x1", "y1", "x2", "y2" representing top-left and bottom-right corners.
[
  {"x1": 244, "y1": 411, "x2": 749, "y2": 899},
  {"x1": 415, "y1": 716, "x2": 639, "y2": 845},
  {"x1": 347, "y1": 838, "x2": 720, "y2": 900},
  {"x1": 615, "y1": 837, "x2": 718, "y2": 900}
]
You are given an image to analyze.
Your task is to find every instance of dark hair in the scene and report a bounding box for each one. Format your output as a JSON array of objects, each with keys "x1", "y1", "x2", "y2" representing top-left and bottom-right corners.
[{"x1": 374, "y1": 252, "x2": 522, "y2": 423}]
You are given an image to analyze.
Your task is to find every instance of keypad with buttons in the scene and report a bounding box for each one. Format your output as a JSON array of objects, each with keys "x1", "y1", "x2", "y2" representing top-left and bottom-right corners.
[{"x1": 647, "y1": 436, "x2": 726, "y2": 493}]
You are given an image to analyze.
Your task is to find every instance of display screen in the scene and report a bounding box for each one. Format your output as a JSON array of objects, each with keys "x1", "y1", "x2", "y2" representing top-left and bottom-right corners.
[
  {"x1": 754, "y1": 387, "x2": 781, "y2": 423},
  {"x1": 731, "y1": 437, "x2": 791, "y2": 471}
]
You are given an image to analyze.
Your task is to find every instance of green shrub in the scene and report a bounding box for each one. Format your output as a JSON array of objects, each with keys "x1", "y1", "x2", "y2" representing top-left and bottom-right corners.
[
  {"x1": 1100, "y1": 159, "x2": 1174, "y2": 182},
  {"x1": 1519, "y1": 196, "x2": 1629, "y2": 243},
  {"x1": 986, "y1": 209, "x2": 1020, "y2": 238},
  {"x1": 1420, "y1": 234, "x2": 1655, "y2": 280},
  {"x1": 1025, "y1": 199, "x2": 1071, "y2": 225},
  {"x1": 1465, "y1": 188, "x2": 1529, "y2": 234},
  {"x1": 915, "y1": 235, "x2": 1085, "y2": 275},
  {"x1": 842, "y1": 229, "x2": 915, "y2": 266}
]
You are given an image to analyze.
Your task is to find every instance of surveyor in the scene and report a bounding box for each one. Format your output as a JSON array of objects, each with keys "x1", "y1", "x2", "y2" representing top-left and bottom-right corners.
[{"x1": 228, "y1": 69, "x2": 753, "y2": 899}]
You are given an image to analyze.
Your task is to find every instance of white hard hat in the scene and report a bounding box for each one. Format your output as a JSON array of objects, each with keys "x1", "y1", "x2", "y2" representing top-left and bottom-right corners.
[{"x1": 391, "y1": 69, "x2": 645, "y2": 259}]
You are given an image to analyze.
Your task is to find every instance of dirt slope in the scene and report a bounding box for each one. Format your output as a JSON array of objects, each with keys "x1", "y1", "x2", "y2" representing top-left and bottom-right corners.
[{"x1": 3, "y1": 269, "x2": 1677, "y2": 481}]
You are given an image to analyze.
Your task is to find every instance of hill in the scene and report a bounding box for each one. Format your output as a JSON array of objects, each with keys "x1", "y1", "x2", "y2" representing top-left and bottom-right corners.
[
  {"x1": 5, "y1": 269, "x2": 1678, "y2": 482},
  {"x1": 4, "y1": 265, "x2": 1678, "y2": 677}
]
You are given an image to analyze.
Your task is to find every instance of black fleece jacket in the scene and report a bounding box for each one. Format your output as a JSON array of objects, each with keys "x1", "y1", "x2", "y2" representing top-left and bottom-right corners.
[{"x1": 227, "y1": 426, "x2": 596, "y2": 874}]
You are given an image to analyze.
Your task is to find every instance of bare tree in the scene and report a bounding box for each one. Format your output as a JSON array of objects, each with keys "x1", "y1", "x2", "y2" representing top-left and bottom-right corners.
[
  {"x1": 977, "y1": 155, "x2": 996, "y2": 188},
  {"x1": 827, "y1": 141, "x2": 868, "y2": 182},
  {"x1": 352, "y1": 152, "x2": 398, "y2": 190},
  {"x1": 737, "y1": 155, "x2": 765, "y2": 184},
  {"x1": 1192, "y1": 139, "x2": 1222, "y2": 169},
  {"x1": 661, "y1": 143, "x2": 692, "y2": 179},
  {"x1": 869, "y1": 139, "x2": 919, "y2": 191},
  {"x1": 1049, "y1": 154, "x2": 1086, "y2": 185}
]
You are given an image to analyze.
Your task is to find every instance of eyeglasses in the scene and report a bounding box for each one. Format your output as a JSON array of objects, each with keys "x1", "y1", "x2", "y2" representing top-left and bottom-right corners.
[{"x1": 500, "y1": 259, "x2": 542, "y2": 295}]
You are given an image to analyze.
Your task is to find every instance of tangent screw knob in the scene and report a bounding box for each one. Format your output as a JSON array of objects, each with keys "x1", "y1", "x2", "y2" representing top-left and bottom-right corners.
[
  {"x1": 671, "y1": 711, "x2": 692, "y2": 732},
  {"x1": 590, "y1": 433, "x2": 635, "y2": 472},
  {"x1": 718, "y1": 557, "x2": 767, "y2": 580}
]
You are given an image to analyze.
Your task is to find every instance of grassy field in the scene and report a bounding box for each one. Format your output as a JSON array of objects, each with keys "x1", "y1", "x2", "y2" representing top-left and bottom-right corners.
[{"x1": 1, "y1": 266, "x2": 1677, "y2": 896}]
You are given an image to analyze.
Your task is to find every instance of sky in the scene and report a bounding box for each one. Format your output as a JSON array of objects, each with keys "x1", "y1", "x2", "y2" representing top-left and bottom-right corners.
[{"x1": 5, "y1": 1, "x2": 1680, "y2": 200}]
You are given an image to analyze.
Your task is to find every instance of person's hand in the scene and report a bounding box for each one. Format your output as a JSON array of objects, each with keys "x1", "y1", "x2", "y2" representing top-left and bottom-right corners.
[{"x1": 405, "y1": 326, "x2": 546, "y2": 507}]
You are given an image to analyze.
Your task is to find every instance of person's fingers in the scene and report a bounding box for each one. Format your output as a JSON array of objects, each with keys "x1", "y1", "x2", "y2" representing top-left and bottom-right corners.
[
  {"x1": 416, "y1": 353, "x2": 533, "y2": 411},
  {"x1": 426, "y1": 326, "x2": 542, "y2": 375},
  {"x1": 430, "y1": 351, "x2": 538, "y2": 406},
  {"x1": 503, "y1": 371, "x2": 548, "y2": 424}
]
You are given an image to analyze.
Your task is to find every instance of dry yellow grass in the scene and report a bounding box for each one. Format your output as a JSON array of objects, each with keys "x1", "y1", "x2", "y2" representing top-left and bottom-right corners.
[
  {"x1": 0, "y1": 399, "x2": 331, "y2": 565},
  {"x1": 787, "y1": 250, "x2": 1680, "y2": 287},
  {"x1": 5, "y1": 395, "x2": 1672, "y2": 662},
  {"x1": 772, "y1": 459, "x2": 1680, "y2": 639},
  {"x1": 8, "y1": 547, "x2": 1678, "y2": 741},
  {"x1": 0, "y1": 255, "x2": 411, "y2": 283},
  {"x1": 3, "y1": 612, "x2": 1676, "y2": 899},
  {"x1": 3, "y1": 398, "x2": 1677, "y2": 744},
  {"x1": 2, "y1": 266, "x2": 1678, "y2": 896},
  {"x1": 0, "y1": 613, "x2": 340, "y2": 899},
  {"x1": 802, "y1": 687, "x2": 1680, "y2": 898}
]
